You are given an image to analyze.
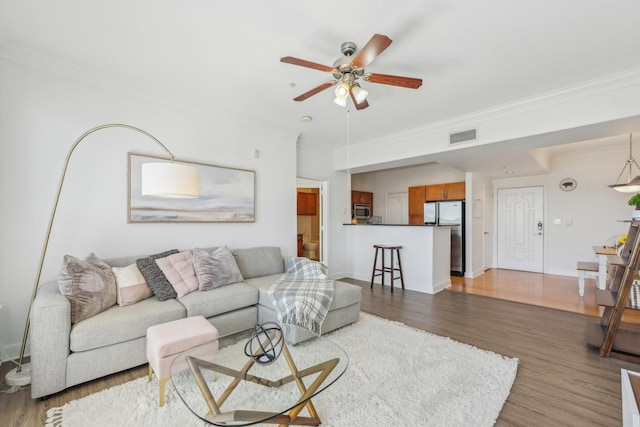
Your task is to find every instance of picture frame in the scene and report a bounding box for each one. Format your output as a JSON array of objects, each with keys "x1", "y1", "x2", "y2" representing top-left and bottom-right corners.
[{"x1": 128, "y1": 153, "x2": 255, "y2": 223}]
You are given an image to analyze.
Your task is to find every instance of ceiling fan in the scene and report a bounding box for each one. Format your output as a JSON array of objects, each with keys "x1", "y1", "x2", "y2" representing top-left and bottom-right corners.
[{"x1": 281, "y1": 34, "x2": 422, "y2": 110}]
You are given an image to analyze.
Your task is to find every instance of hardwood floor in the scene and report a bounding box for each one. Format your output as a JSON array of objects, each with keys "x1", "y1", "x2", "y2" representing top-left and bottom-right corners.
[
  {"x1": 449, "y1": 268, "x2": 640, "y2": 323},
  {"x1": 356, "y1": 276, "x2": 640, "y2": 426},
  {"x1": 1, "y1": 270, "x2": 639, "y2": 426}
]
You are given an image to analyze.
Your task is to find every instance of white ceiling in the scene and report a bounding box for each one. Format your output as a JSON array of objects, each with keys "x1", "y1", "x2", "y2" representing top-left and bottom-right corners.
[{"x1": 2, "y1": 0, "x2": 640, "y2": 176}]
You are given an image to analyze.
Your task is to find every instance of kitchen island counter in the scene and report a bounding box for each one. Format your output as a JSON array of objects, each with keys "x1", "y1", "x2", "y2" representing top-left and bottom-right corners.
[
  {"x1": 344, "y1": 223, "x2": 451, "y2": 294},
  {"x1": 343, "y1": 223, "x2": 440, "y2": 226}
]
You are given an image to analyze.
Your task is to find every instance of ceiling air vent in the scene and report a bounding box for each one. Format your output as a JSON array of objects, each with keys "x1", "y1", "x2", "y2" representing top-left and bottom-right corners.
[{"x1": 449, "y1": 128, "x2": 477, "y2": 145}]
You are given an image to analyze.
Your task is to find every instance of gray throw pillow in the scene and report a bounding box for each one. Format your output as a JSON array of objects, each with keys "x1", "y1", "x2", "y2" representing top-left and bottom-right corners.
[
  {"x1": 193, "y1": 246, "x2": 244, "y2": 291},
  {"x1": 58, "y1": 253, "x2": 117, "y2": 324},
  {"x1": 136, "y1": 249, "x2": 179, "y2": 301}
]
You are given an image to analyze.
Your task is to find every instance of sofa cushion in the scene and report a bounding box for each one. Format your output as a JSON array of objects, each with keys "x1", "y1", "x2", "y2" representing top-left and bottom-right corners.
[
  {"x1": 58, "y1": 253, "x2": 117, "y2": 324},
  {"x1": 155, "y1": 251, "x2": 198, "y2": 298},
  {"x1": 136, "y1": 249, "x2": 179, "y2": 301},
  {"x1": 232, "y1": 247, "x2": 284, "y2": 279},
  {"x1": 243, "y1": 275, "x2": 361, "y2": 311},
  {"x1": 112, "y1": 263, "x2": 153, "y2": 307},
  {"x1": 70, "y1": 297, "x2": 186, "y2": 352},
  {"x1": 193, "y1": 247, "x2": 243, "y2": 291},
  {"x1": 178, "y1": 282, "x2": 258, "y2": 318}
]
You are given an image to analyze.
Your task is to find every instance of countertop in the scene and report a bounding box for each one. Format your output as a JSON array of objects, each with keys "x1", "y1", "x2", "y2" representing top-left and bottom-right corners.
[{"x1": 342, "y1": 223, "x2": 441, "y2": 226}]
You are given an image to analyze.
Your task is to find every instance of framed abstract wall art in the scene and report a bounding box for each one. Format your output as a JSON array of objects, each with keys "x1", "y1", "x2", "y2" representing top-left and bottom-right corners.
[{"x1": 128, "y1": 153, "x2": 255, "y2": 223}]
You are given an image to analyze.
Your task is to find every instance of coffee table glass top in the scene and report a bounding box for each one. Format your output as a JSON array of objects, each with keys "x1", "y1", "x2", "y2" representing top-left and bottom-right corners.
[{"x1": 169, "y1": 324, "x2": 348, "y2": 426}]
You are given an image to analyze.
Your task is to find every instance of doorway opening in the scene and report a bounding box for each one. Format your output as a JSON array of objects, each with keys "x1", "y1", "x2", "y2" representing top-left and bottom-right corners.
[{"x1": 296, "y1": 178, "x2": 327, "y2": 263}]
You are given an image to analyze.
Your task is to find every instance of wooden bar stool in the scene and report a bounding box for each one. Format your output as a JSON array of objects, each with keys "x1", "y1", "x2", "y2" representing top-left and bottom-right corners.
[{"x1": 370, "y1": 245, "x2": 405, "y2": 292}]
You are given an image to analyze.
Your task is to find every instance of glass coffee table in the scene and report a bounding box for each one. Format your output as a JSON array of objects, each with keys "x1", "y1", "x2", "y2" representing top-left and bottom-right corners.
[{"x1": 170, "y1": 324, "x2": 348, "y2": 426}]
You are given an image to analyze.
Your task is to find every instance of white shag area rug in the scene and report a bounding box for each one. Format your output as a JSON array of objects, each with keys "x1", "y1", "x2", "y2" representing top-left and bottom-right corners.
[{"x1": 45, "y1": 313, "x2": 518, "y2": 427}]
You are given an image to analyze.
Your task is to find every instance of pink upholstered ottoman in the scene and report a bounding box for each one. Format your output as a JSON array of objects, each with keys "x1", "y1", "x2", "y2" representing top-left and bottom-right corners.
[{"x1": 147, "y1": 315, "x2": 219, "y2": 406}]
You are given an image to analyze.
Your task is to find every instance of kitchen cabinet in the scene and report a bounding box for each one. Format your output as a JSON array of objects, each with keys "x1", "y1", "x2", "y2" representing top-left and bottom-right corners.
[
  {"x1": 443, "y1": 182, "x2": 466, "y2": 200},
  {"x1": 425, "y1": 182, "x2": 465, "y2": 201},
  {"x1": 425, "y1": 184, "x2": 444, "y2": 201},
  {"x1": 351, "y1": 190, "x2": 374, "y2": 214},
  {"x1": 408, "y1": 185, "x2": 426, "y2": 225},
  {"x1": 297, "y1": 192, "x2": 317, "y2": 215},
  {"x1": 297, "y1": 234, "x2": 303, "y2": 257},
  {"x1": 408, "y1": 182, "x2": 465, "y2": 224}
]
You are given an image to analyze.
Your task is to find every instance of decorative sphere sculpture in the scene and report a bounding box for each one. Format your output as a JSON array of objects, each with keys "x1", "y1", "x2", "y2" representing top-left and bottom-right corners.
[{"x1": 243, "y1": 322, "x2": 284, "y2": 366}]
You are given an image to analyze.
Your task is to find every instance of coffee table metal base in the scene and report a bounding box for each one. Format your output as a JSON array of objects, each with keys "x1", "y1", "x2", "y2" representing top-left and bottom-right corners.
[{"x1": 186, "y1": 343, "x2": 339, "y2": 426}]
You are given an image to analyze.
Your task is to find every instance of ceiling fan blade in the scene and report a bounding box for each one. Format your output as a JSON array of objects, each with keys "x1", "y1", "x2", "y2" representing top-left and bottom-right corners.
[
  {"x1": 350, "y1": 90, "x2": 370, "y2": 110},
  {"x1": 280, "y1": 56, "x2": 334, "y2": 73},
  {"x1": 293, "y1": 80, "x2": 338, "y2": 101},
  {"x1": 364, "y1": 73, "x2": 422, "y2": 89},
  {"x1": 351, "y1": 34, "x2": 393, "y2": 69}
]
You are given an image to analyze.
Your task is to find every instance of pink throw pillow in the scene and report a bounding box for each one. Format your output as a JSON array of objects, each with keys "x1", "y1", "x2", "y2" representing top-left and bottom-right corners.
[{"x1": 154, "y1": 251, "x2": 198, "y2": 298}]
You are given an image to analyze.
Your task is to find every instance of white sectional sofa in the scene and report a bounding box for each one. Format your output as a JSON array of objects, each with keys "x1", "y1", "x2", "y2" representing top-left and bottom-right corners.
[{"x1": 29, "y1": 246, "x2": 362, "y2": 398}]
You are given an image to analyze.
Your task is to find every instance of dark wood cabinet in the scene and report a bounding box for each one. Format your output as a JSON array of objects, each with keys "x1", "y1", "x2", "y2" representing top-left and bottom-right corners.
[
  {"x1": 408, "y1": 181, "x2": 465, "y2": 224},
  {"x1": 443, "y1": 182, "x2": 465, "y2": 200},
  {"x1": 408, "y1": 185, "x2": 426, "y2": 224},
  {"x1": 297, "y1": 192, "x2": 317, "y2": 215},
  {"x1": 297, "y1": 234, "x2": 303, "y2": 257},
  {"x1": 424, "y1": 182, "x2": 465, "y2": 201},
  {"x1": 351, "y1": 190, "x2": 374, "y2": 214},
  {"x1": 425, "y1": 184, "x2": 444, "y2": 201}
]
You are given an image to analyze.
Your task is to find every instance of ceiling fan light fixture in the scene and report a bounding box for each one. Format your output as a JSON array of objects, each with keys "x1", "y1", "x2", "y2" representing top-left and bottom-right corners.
[
  {"x1": 334, "y1": 82, "x2": 350, "y2": 100},
  {"x1": 281, "y1": 34, "x2": 423, "y2": 107},
  {"x1": 333, "y1": 96, "x2": 347, "y2": 107},
  {"x1": 351, "y1": 83, "x2": 368, "y2": 104}
]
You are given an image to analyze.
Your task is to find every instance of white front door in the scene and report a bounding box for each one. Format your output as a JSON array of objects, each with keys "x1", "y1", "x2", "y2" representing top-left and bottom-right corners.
[{"x1": 497, "y1": 186, "x2": 544, "y2": 273}]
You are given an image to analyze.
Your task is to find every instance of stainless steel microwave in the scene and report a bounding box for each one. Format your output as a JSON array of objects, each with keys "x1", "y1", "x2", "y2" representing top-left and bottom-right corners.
[{"x1": 353, "y1": 203, "x2": 371, "y2": 219}]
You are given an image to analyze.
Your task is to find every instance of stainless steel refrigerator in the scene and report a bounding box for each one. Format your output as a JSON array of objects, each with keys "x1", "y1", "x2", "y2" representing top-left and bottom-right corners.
[{"x1": 424, "y1": 200, "x2": 465, "y2": 276}]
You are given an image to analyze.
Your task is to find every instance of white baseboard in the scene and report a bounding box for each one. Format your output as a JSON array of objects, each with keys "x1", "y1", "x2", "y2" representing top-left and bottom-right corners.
[{"x1": 1, "y1": 342, "x2": 27, "y2": 363}]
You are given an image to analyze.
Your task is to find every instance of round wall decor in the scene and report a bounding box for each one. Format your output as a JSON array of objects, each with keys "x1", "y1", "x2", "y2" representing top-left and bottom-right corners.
[{"x1": 559, "y1": 178, "x2": 577, "y2": 191}]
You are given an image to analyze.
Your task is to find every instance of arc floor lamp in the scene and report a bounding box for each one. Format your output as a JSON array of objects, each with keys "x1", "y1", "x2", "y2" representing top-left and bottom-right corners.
[{"x1": 5, "y1": 123, "x2": 199, "y2": 387}]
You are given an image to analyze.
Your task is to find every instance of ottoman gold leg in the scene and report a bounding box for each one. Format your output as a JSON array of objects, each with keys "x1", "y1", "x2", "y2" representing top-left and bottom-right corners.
[{"x1": 159, "y1": 377, "x2": 169, "y2": 407}]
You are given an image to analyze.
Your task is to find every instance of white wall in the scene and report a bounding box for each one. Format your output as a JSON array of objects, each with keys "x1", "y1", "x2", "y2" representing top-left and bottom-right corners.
[
  {"x1": 335, "y1": 69, "x2": 640, "y2": 172},
  {"x1": 0, "y1": 57, "x2": 298, "y2": 359},
  {"x1": 466, "y1": 172, "x2": 493, "y2": 278},
  {"x1": 296, "y1": 142, "x2": 350, "y2": 279},
  {"x1": 493, "y1": 145, "x2": 632, "y2": 276}
]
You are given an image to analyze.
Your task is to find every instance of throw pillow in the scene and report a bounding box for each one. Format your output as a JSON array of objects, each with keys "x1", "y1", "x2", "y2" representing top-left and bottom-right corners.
[
  {"x1": 112, "y1": 263, "x2": 153, "y2": 307},
  {"x1": 136, "y1": 249, "x2": 179, "y2": 301},
  {"x1": 192, "y1": 246, "x2": 244, "y2": 291},
  {"x1": 155, "y1": 251, "x2": 199, "y2": 298},
  {"x1": 58, "y1": 253, "x2": 117, "y2": 324}
]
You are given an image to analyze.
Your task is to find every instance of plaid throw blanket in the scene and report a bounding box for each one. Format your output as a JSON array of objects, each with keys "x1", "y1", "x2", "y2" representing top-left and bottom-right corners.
[{"x1": 268, "y1": 257, "x2": 334, "y2": 335}]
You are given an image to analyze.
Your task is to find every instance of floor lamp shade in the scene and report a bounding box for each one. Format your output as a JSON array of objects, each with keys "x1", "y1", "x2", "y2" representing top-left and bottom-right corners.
[{"x1": 141, "y1": 162, "x2": 199, "y2": 198}]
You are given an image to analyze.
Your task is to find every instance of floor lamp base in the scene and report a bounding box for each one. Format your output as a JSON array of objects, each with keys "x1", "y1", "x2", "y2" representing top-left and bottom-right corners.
[{"x1": 5, "y1": 363, "x2": 32, "y2": 387}]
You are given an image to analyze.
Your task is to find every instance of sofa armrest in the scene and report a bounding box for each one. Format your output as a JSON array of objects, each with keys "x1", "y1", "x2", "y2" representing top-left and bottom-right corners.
[{"x1": 30, "y1": 281, "x2": 71, "y2": 398}]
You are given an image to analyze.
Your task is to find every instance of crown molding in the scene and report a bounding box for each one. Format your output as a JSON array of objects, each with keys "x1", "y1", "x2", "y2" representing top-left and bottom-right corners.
[{"x1": 336, "y1": 66, "x2": 640, "y2": 165}]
